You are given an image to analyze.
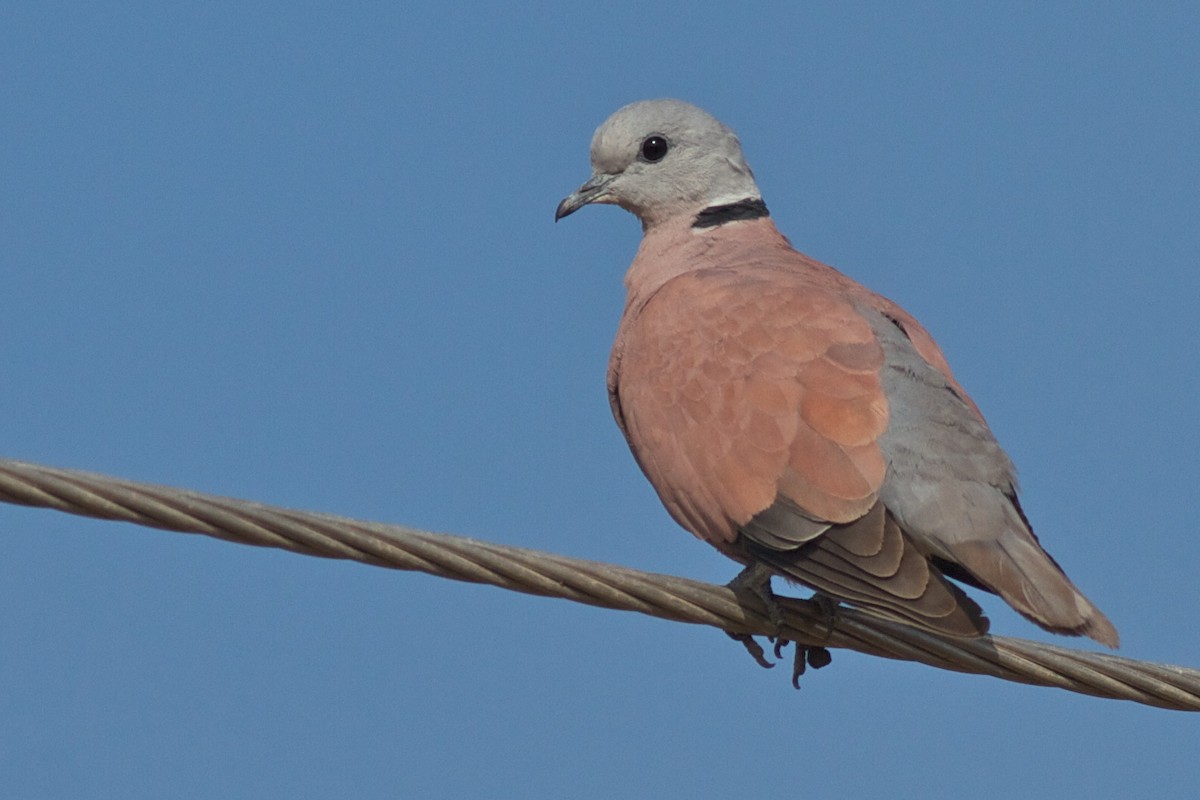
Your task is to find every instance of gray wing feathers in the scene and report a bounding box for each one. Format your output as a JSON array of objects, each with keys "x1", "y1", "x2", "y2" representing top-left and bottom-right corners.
[
  {"x1": 864, "y1": 306, "x2": 1118, "y2": 646},
  {"x1": 744, "y1": 502, "x2": 990, "y2": 637}
]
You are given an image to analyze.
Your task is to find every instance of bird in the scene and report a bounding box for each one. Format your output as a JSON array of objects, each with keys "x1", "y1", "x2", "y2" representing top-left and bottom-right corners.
[{"x1": 556, "y1": 98, "x2": 1118, "y2": 648}]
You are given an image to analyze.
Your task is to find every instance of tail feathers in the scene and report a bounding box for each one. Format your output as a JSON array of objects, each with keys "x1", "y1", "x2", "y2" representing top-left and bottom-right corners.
[{"x1": 949, "y1": 537, "x2": 1119, "y2": 648}]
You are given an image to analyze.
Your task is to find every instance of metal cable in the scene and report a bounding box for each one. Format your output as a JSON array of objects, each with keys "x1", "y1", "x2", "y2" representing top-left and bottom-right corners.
[{"x1": 0, "y1": 457, "x2": 1195, "y2": 711}]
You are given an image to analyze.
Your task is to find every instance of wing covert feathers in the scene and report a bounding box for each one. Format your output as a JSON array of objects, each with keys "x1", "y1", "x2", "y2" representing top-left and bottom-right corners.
[{"x1": 745, "y1": 502, "x2": 990, "y2": 638}]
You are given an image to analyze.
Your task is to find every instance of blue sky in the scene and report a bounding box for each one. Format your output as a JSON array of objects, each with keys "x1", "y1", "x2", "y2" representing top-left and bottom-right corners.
[{"x1": 2, "y1": 3, "x2": 1198, "y2": 797}]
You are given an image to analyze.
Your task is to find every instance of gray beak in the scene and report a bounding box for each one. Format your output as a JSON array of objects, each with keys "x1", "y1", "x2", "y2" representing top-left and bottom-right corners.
[{"x1": 555, "y1": 174, "x2": 615, "y2": 221}]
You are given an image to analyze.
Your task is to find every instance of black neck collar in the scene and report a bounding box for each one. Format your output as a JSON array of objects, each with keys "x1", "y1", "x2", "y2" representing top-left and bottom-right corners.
[{"x1": 692, "y1": 197, "x2": 769, "y2": 229}]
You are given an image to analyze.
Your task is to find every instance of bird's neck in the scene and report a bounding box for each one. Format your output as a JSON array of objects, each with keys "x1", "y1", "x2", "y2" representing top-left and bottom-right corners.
[
  {"x1": 623, "y1": 214, "x2": 793, "y2": 310},
  {"x1": 691, "y1": 197, "x2": 770, "y2": 229}
]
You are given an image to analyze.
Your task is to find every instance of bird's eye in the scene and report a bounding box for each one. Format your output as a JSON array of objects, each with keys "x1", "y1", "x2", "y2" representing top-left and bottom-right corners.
[{"x1": 640, "y1": 135, "x2": 669, "y2": 162}]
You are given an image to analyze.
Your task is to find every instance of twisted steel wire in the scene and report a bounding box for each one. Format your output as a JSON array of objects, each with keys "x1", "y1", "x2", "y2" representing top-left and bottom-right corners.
[{"x1": 0, "y1": 457, "x2": 1195, "y2": 711}]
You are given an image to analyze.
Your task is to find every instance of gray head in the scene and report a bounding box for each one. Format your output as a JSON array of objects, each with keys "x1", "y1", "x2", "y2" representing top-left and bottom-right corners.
[{"x1": 555, "y1": 99, "x2": 763, "y2": 229}]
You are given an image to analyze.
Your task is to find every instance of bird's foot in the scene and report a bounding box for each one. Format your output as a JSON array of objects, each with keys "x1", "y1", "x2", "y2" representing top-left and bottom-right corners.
[
  {"x1": 725, "y1": 631, "x2": 775, "y2": 669},
  {"x1": 724, "y1": 563, "x2": 783, "y2": 671},
  {"x1": 811, "y1": 592, "x2": 840, "y2": 642},
  {"x1": 764, "y1": 634, "x2": 833, "y2": 688},
  {"x1": 727, "y1": 562, "x2": 785, "y2": 631},
  {"x1": 726, "y1": 634, "x2": 833, "y2": 688},
  {"x1": 724, "y1": 566, "x2": 834, "y2": 687},
  {"x1": 766, "y1": 593, "x2": 836, "y2": 688},
  {"x1": 785, "y1": 642, "x2": 833, "y2": 689}
]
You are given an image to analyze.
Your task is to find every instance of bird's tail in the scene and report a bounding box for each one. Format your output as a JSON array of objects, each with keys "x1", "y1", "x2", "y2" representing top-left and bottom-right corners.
[{"x1": 943, "y1": 533, "x2": 1119, "y2": 648}]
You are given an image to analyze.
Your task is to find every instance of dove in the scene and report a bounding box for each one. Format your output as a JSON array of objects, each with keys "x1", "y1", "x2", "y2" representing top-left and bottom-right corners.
[{"x1": 556, "y1": 99, "x2": 1117, "y2": 647}]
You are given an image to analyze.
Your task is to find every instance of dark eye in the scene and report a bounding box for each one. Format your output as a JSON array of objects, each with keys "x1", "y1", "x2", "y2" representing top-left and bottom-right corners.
[{"x1": 640, "y1": 135, "x2": 669, "y2": 162}]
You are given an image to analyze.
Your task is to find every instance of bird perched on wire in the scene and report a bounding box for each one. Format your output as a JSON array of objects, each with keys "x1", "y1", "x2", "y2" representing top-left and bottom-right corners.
[{"x1": 556, "y1": 99, "x2": 1117, "y2": 650}]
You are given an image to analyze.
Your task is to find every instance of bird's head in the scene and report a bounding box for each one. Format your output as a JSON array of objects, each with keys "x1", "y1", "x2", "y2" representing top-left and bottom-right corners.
[{"x1": 555, "y1": 99, "x2": 763, "y2": 230}]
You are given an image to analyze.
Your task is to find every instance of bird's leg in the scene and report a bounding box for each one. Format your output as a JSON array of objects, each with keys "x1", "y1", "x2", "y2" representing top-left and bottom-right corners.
[
  {"x1": 724, "y1": 563, "x2": 786, "y2": 670},
  {"x1": 727, "y1": 562, "x2": 785, "y2": 631},
  {"x1": 811, "y1": 591, "x2": 839, "y2": 642}
]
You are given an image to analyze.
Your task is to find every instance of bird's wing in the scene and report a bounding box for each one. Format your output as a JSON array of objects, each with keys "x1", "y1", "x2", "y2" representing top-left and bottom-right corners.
[{"x1": 864, "y1": 305, "x2": 1118, "y2": 645}]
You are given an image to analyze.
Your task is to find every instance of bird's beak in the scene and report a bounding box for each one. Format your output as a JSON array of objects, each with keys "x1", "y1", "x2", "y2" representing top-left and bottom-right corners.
[{"x1": 555, "y1": 173, "x2": 615, "y2": 221}]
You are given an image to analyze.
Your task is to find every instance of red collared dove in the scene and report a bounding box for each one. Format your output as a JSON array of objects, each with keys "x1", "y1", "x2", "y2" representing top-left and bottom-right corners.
[{"x1": 556, "y1": 99, "x2": 1117, "y2": 647}]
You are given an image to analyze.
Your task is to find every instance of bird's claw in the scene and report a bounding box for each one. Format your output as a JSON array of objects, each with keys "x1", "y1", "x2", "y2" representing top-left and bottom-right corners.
[
  {"x1": 725, "y1": 631, "x2": 774, "y2": 669},
  {"x1": 725, "y1": 572, "x2": 838, "y2": 688},
  {"x1": 772, "y1": 636, "x2": 788, "y2": 661},
  {"x1": 788, "y1": 644, "x2": 833, "y2": 688},
  {"x1": 725, "y1": 632, "x2": 835, "y2": 688}
]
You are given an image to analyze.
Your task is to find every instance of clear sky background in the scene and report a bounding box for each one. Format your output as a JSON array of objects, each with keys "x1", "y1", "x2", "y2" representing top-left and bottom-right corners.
[{"x1": 2, "y1": 3, "x2": 1198, "y2": 798}]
